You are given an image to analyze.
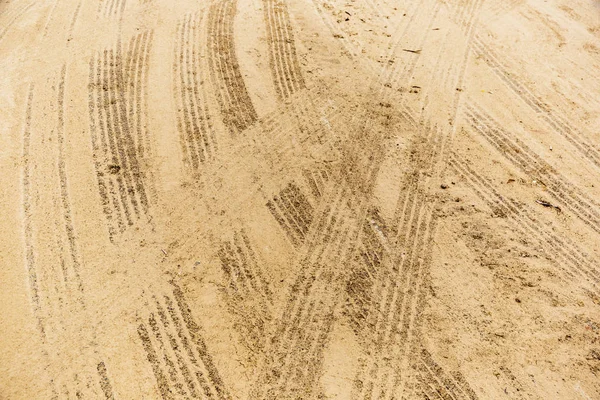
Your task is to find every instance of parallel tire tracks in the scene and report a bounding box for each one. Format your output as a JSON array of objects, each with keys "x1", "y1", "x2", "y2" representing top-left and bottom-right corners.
[
  {"x1": 347, "y1": 1, "x2": 484, "y2": 398},
  {"x1": 252, "y1": 1, "x2": 445, "y2": 394},
  {"x1": 266, "y1": 182, "x2": 315, "y2": 247},
  {"x1": 98, "y1": 0, "x2": 127, "y2": 19},
  {"x1": 0, "y1": 0, "x2": 36, "y2": 42},
  {"x1": 21, "y1": 68, "x2": 113, "y2": 400},
  {"x1": 174, "y1": 12, "x2": 218, "y2": 171},
  {"x1": 207, "y1": 0, "x2": 258, "y2": 134},
  {"x1": 465, "y1": 103, "x2": 600, "y2": 236},
  {"x1": 262, "y1": 0, "x2": 305, "y2": 100},
  {"x1": 137, "y1": 283, "x2": 231, "y2": 399},
  {"x1": 471, "y1": 37, "x2": 600, "y2": 171},
  {"x1": 448, "y1": 152, "x2": 600, "y2": 291},
  {"x1": 88, "y1": 31, "x2": 154, "y2": 240},
  {"x1": 218, "y1": 229, "x2": 273, "y2": 362}
]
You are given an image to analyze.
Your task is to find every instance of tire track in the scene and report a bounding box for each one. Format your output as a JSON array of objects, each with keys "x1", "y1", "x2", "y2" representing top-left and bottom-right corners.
[
  {"x1": 412, "y1": 349, "x2": 479, "y2": 400},
  {"x1": 138, "y1": 284, "x2": 232, "y2": 399},
  {"x1": 88, "y1": 32, "x2": 154, "y2": 240},
  {"x1": 343, "y1": 207, "x2": 388, "y2": 337},
  {"x1": 88, "y1": 51, "x2": 124, "y2": 239},
  {"x1": 138, "y1": 323, "x2": 174, "y2": 400},
  {"x1": 218, "y1": 229, "x2": 273, "y2": 362},
  {"x1": 174, "y1": 12, "x2": 217, "y2": 170},
  {"x1": 165, "y1": 87, "x2": 345, "y2": 253},
  {"x1": 122, "y1": 31, "x2": 154, "y2": 209},
  {"x1": 149, "y1": 311, "x2": 189, "y2": 398},
  {"x1": 42, "y1": 0, "x2": 60, "y2": 38},
  {"x1": 253, "y1": 189, "x2": 364, "y2": 398},
  {"x1": 57, "y1": 65, "x2": 84, "y2": 293},
  {"x1": 352, "y1": 178, "x2": 438, "y2": 400},
  {"x1": 448, "y1": 152, "x2": 600, "y2": 290},
  {"x1": 250, "y1": 1, "x2": 455, "y2": 393},
  {"x1": 262, "y1": 0, "x2": 305, "y2": 100},
  {"x1": 21, "y1": 70, "x2": 107, "y2": 400},
  {"x1": 303, "y1": 167, "x2": 330, "y2": 200},
  {"x1": 132, "y1": 31, "x2": 155, "y2": 163},
  {"x1": 207, "y1": 0, "x2": 257, "y2": 134},
  {"x1": 347, "y1": 1, "x2": 483, "y2": 397},
  {"x1": 22, "y1": 84, "x2": 44, "y2": 336},
  {"x1": 23, "y1": 66, "x2": 87, "y2": 333},
  {"x1": 0, "y1": 0, "x2": 36, "y2": 42},
  {"x1": 471, "y1": 36, "x2": 600, "y2": 171},
  {"x1": 67, "y1": 0, "x2": 82, "y2": 41},
  {"x1": 266, "y1": 182, "x2": 314, "y2": 247},
  {"x1": 99, "y1": 0, "x2": 127, "y2": 19},
  {"x1": 97, "y1": 362, "x2": 116, "y2": 400},
  {"x1": 465, "y1": 103, "x2": 600, "y2": 235},
  {"x1": 247, "y1": 24, "x2": 442, "y2": 387}
]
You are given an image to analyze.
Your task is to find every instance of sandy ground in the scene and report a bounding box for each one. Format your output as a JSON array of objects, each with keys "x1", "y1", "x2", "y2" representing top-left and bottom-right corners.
[{"x1": 1, "y1": 0, "x2": 600, "y2": 398}]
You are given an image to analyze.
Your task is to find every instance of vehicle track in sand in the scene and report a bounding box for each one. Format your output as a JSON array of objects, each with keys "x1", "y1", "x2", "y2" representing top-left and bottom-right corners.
[
  {"x1": 207, "y1": 0, "x2": 257, "y2": 134},
  {"x1": 3, "y1": 0, "x2": 600, "y2": 398},
  {"x1": 88, "y1": 31, "x2": 154, "y2": 240}
]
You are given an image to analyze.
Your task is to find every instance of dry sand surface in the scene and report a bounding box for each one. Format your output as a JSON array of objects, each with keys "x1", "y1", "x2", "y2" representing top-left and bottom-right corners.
[{"x1": 1, "y1": 0, "x2": 600, "y2": 398}]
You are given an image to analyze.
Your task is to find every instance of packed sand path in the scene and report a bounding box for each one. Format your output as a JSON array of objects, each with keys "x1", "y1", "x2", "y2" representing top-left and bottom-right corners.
[{"x1": 1, "y1": 0, "x2": 600, "y2": 398}]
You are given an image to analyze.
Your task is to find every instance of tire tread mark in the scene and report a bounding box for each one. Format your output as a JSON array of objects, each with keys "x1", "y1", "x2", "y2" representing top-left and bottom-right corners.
[
  {"x1": 262, "y1": 0, "x2": 305, "y2": 100},
  {"x1": 471, "y1": 37, "x2": 600, "y2": 170},
  {"x1": 97, "y1": 362, "x2": 116, "y2": 400},
  {"x1": 171, "y1": 283, "x2": 232, "y2": 399},
  {"x1": 67, "y1": 1, "x2": 82, "y2": 40},
  {"x1": 88, "y1": 32, "x2": 154, "y2": 239},
  {"x1": 465, "y1": 103, "x2": 600, "y2": 235},
  {"x1": 448, "y1": 152, "x2": 600, "y2": 288},
  {"x1": 57, "y1": 65, "x2": 84, "y2": 292},
  {"x1": 414, "y1": 349, "x2": 478, "y2": 400},
  {"x1": 22, "y1": 84, "x2": 45, "y2": 337},
  {"x1": 154, "y1": 297, "x2": 200, "y2": 398},
  {"x1": 173, "y1": 18, "x2": 196, "y2": 169},
  {"x1": 174, "y1": 12, "x2": 218, "y2": 170},
  {"x1": 218, "y1": 229, "x2": 273, "y2": 358},
  {"x1": 100, "y1": 48, "x2": 135, "y2": 227},
  {"x1": 89, "y1": 52, "x2": 123, "y2": 240},
  {"x1": 344, "y1": 207, "x2": 387, "y2": 337},
  {"x1": 148, "y1": 313, "x2": 189, "y2": 397},
  {"x1": 106, "y1": 48, "x2": 140, "y2": 222},
  {"x1": 114, "y1": 36, "x2": 151, "y2": 216},
  {"x1": 137, "y1": 324, "x2": 174, "y2": 400},
  {"x1": 266, "y1": 182, "x2": 314, "y2": 246},
  {"x1": 163, "y1": 295, "x2": 217, "y2": 398},
  {"x1": 0, "y1": 1, "x2": 36, "y2": 42},
  {"x1": 207, "y1": 0, "x2": 257, "y2": 134},
  {"x1": 42, "y1": 0, "x2": 59, "y2": 38}
]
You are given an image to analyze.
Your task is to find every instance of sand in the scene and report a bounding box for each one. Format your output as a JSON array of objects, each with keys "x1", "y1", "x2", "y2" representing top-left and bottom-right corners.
[{"x1": 1, "y1": 0, "x2": 600, "y2": 398}]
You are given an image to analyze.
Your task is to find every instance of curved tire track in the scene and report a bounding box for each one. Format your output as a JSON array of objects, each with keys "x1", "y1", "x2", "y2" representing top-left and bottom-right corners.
[
  {"x1": 88, "y1": 32, "x2": 154, "y2": 240},
  {"x1": 207, "y1": 0, "x2": 257, "y2": 134}
]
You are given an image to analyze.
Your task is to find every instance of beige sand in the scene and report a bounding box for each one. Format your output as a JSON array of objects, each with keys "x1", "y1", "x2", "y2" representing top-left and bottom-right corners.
[{"x1": 1, "y1": 0, "x2": 600, "y2": 398}]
